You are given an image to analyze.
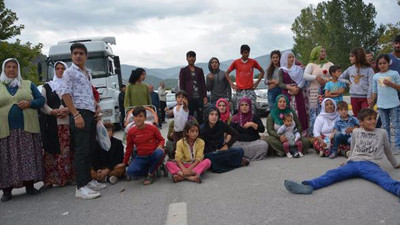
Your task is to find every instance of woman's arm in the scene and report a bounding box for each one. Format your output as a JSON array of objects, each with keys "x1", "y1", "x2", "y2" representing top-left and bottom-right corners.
[
  {"x1": 40, "y1": 86, "x2": 53, "y2": 115},
  {"x1": 29, "y1": 83, "x2": 45, "y2": 109},
  {"x1": 303, "y1": 64, "x2": 317, "y2": 81},
  {"x1": 266, "y1": 115, "x2": 280, "y2": 138},
  {"x1": 224, "y1": 123, "x2": 239, "y2": 147},
  {"x1": 277, "y1": 69, "x2": 288, "y2": 89},
  {"x1": 254, "y1": 115, "x2": 265, "y2": 133}
]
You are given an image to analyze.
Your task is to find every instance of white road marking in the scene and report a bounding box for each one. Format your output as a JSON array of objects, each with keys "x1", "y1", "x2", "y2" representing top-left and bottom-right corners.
[{"x1": 166, "y1": 202, "x2": 187, "y2": 225}]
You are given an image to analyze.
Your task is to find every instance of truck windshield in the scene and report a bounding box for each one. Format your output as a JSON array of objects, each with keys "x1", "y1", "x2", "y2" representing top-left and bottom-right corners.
[{"x1": 46, "y1": 57, "x2": 108, "y2": 81}]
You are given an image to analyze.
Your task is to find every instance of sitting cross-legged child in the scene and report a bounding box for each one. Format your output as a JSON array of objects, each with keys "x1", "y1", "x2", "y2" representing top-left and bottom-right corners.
[
  {"x1": 91, "y1": 123, "x2": 125, "y2": 184},
  {"x1": 115, "y1": 106, "x2": 165, "y2": 185},
  {"x1": 284, "y1": 108, "x2": 400, "y2": 200},
  {"x1": 277, "y1": 113, "x2": 303, "y2": 158},
  {"x1": 165, "y1": 120, "x2": 211, "y2": 183},
  {"x1": 328, "y1": 101, "x2": 359, "y2": 159}
]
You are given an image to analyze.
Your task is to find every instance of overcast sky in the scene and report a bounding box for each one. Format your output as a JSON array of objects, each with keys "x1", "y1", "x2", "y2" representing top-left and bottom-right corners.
[{"x1": 5, "y1": 0, "x2": 400, "y2": 68}]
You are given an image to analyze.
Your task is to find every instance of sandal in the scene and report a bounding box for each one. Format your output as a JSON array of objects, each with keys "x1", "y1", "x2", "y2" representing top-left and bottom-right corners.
[
  {"x1": 172, "y1": 174, "x2": 184, "y2": 183},
  {"x1": 143, "y1": 175, "x2": 155, "y2": 185}
]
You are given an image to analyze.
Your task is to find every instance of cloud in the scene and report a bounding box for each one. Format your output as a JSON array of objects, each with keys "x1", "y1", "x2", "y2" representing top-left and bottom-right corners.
[{"x1": 4, "y1": 0, "x2": 400, "y2": 68}]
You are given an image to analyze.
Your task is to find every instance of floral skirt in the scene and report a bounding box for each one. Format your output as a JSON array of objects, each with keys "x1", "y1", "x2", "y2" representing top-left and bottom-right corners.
[
  {"x1": 0, "y1": 129, "x2": 44, "y2": 189},
  {"x1": 43, "y1": 124, "x2": 75, "y2": 186},
  {"x1": 313, "y1": 135, "x2": 351, "y2": 157}
]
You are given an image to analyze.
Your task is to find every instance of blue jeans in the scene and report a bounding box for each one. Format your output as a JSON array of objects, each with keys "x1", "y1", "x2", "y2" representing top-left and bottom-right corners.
[
  {"x1": 204, "y1": 147, "x2": 244, "y2": 173},
  {"x1": 127, "y1": 149, "x2": 165, "y2": 177},
  {"x1": 308, "y1": 105, "x2": 321, "y2": 136},
  {"x1": 331, "y1": 132, "x2": 351, "y2": 155},
  {"x1": 304, "y1": 161, "x2": 400, "y2": 196},
  {"x1": 378, "y1": 106, "x2": 400, "y2": 149},
  {"x1": 268, "y1": 87, "x2": 282, "y2": 111}
]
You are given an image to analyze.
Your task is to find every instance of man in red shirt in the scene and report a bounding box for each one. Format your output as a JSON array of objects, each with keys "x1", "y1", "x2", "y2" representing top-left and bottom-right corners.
[
  {"x1": 225, "y1": 45, "x2": 265, "y2": 113},
  {"x1": 116, "y1": 106, "x2": 165, "y2": 185}
]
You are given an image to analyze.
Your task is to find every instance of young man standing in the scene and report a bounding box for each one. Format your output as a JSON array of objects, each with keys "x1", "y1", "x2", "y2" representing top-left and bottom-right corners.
[
  {"x1": 158, "y1": 82, "x2": 167, "y2": 124},
  {"x1": 225, "y1": 45, "x2": 265, "y2": 113},
  {"x1": 389, "y1": 35, "x2": 400, "y2": 101},
  {"x1": 59, "y1": 43, "x2": 106, "y2": 199},
  {"x1": 179, "y1": 51, "x2": 207, "y2": 124}
]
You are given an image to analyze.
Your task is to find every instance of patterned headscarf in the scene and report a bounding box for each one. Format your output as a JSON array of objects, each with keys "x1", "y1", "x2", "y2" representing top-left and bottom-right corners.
[
  {"x1": 216, "y1": 98, "x2": 231, "y2": 123},
  {"x1": 309, "y1": 46, "x2": 329, "y2": 66},
  {"x1": 270, "y1": 94, "x2": 293, "y2": 125},
  {"x1": 48, "y1": 61, "x2": 68, "y2": 92},
  {"x1": 231, "y1": 97, "x2": 253, "y2": 127},
  {"x1": 0, "y1": 58, "x2": 22, "y2": 88}
]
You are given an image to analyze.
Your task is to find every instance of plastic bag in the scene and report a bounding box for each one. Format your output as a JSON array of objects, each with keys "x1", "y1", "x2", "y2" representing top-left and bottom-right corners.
[{"x1": 96, "y1": 121, "x2": 111, "y2": 151}]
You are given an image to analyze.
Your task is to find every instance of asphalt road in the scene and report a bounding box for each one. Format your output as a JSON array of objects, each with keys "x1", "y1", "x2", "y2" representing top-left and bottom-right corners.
[{"x1": 1, "y1": 117, "x2": 400, "y2": 225}]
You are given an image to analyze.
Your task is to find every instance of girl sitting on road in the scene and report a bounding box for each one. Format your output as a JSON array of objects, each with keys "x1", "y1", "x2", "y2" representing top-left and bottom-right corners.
[{"x1": 165, "y1": 121, "x2": 211, "y2": 183}]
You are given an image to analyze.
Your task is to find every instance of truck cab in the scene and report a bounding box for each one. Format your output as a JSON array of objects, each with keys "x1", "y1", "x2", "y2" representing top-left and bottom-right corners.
[{"x1": 41, "y1": 36, "x2": 123, "y2": 126}]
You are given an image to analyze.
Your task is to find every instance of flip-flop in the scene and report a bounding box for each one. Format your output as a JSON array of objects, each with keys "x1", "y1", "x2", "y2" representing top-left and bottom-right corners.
[{"x1": 143, "y1": 175, "x2": 155, "y2": 185}]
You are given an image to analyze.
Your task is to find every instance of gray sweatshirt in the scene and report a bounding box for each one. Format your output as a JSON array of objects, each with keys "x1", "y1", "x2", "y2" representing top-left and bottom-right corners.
[
  {"x1": 206, "y1": 70, "x2": 232, "y2": 103},
  {"x1": 348, "y1": 128, "x2": 399, "y2": 167},
  {"x1": 339, "y1": 65, "x2": 374, "y2": 98}
]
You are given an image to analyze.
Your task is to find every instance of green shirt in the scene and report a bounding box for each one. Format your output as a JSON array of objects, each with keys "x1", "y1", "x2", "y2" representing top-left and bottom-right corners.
[{"x1": 124, "y1": 83, "x2": 151, "y2": 108}]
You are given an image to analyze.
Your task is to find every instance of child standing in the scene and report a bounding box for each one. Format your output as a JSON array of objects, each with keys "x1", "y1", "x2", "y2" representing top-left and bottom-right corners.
[
  {"x1": 284, "y1": 108, "x2": 400, "y2": 200},
  {"x1": 170, "y1": 91, "x2": 190, "y2": 158},
  {"x1": 339, "y1": 48, "x2": 374, "y2": 117},
  {"x1": 277, "y1": 114, "x2": 303, "y2": 158},
  {"x1": 124, "y1": 68, "x2": 151, "y2": 108},
  {"x1": 116, "y1": 106, "x2": 165, "y2": 185},
  {"x1": 329, "y1": 101, "x2": 359, "y2": 159},
  {"x1": 324, "y1": 65, "x2": 346, "y2": 104},
  {"x1": 166, "y1": 121, "x2": 211, "y2": 183},
  {"x1": 371, "y1": 54, "x2": 400, "y2": 155}
]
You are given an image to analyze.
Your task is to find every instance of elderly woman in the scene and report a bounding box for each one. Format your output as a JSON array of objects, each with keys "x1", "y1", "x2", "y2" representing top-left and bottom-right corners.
[
  {"x1": 40, "y1": 61, "x2": 74, "y2": 191},
  {"x1": 265, "y1": 95, "x2": 310, "y2": 157},
  {"x1": 0, "y1": 58, "x2": 45, "y2": 202},
  {"x1": 231, "y1": 97, "x2": 268, "y2": 161},
  {"x1": 278, "y1": 51, "x2": 309, "y2": 135},
  {"x1": 216, "y1": 98, "x2": 231, "y2": 124},
  {"x1": 312, "y1": 98, "x2": 340, "y2": 157},
  {"x1": 200, "y1": 106, "x2": 245, "y2": 173},
  {"x1": 303, "y1": 46, "x2": 334, "y2": 135}
]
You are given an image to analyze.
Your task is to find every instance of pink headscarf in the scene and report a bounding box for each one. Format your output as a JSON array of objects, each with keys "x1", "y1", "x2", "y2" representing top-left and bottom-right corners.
[
  {"x1": 216, "y1": 98, "x2": 231, "y2": 123},
  {"x1": 231, "y1": 97, "x2": 253, "y2": 127}
]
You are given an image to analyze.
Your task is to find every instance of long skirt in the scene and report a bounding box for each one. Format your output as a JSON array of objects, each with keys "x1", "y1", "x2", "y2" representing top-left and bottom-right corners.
[
  {"x1": 43, "y1": 124, "x2": 74, "y2": 186},
  {"x1": 233, "y1": 140, "x2": 268, "y2": 161},
  {"x1": 0, "y1": 129, "x2": 44, "y2": 189}
]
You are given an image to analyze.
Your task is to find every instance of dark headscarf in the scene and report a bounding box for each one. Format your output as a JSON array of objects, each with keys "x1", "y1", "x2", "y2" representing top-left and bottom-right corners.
[
  {"x1": 270, "y1": 94, "x2": 293, "y2": 125},
  {"x1": 201, "y1": 106, "x2": 225, "y2": 151},
  {"x1": 231, "y1": 97, "x2": 253, "y2": 127},
  {"x1": 208, "y1": 57, "x2": 220, "y2": 74}
]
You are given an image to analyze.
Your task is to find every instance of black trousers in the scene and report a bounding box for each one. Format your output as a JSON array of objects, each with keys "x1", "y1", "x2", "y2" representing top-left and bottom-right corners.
[
  {"x1": 188, "y1": 97, "x2": 204, "y2": 124},
  {"x1": 70, "y1": 109, "x2": 96, "y2": 188},
  {"x1": 160, "y1": 101, "x2": 166, "y2": 122}
]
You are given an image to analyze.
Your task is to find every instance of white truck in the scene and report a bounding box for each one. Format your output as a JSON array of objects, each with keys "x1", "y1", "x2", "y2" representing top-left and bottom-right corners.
[{"x1": 40, "y1": 36, "x2": 123, "y2": 127}]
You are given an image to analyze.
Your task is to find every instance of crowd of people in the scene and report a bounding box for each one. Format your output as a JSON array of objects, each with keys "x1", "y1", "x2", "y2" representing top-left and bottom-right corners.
[{"x1": 1, "y1": 35, "x2": 400, "y2": 202}]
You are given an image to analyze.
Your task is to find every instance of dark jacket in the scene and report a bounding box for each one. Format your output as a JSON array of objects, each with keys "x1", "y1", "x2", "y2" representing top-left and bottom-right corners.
[
  {"x1": 92, "y1": 137, "x2": 124, "y2": 170},
  {"x1": 179, "y1": 66, "x2": 207, "y2": 100},
  {"x1": 230, "y1": 115, "x2": 265, "y2": 142}
]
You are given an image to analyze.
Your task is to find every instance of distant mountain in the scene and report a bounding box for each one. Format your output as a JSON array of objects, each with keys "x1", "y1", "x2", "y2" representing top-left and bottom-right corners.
[{"x1": 121, "y1": 53, "x2": 272, "y2": 89}]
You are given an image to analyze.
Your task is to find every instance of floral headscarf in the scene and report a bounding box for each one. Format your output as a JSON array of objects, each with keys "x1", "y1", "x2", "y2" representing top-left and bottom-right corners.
[
  {"x1": 216, "y1": 98, "x2": 230, "y2": 123},
  {"x1": 231, "y1": 97, "x2": 253, "y2": 127},
  {"x1": 309, "y1": 46, "x2": 329, "y2": 67},
  {"x1": 0, "y1": 58, "x2": 22, "y2": 88},
  {"x1": 270, "y1": 94, "x2": 293, "y2": 125}
]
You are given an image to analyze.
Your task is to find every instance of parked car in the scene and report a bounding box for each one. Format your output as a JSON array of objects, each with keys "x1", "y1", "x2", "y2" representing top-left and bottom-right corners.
[
  {"x1": 232, "y1": 79, "x2": 269, "y2": 117},
  {"x1": 166, "y1": 92, "x2": 177, "y2": 109}
]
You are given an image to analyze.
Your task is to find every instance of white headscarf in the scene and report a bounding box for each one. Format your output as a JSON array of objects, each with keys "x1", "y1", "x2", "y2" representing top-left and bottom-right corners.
[
  {"x1": 0, "y1": 58, "x2": 22, "y2": 88},
  {"x1": 48, "y1": 61, "x2": 68, "y2": 92},
  {"x1": 280, "y1": 51, "x2": 305, "y2": 87},
  {"x1": 319, "y1": 98, "x2": 339, "y2": 120}
]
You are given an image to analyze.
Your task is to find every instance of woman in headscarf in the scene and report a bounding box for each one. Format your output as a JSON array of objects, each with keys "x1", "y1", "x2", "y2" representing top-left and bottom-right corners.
[
  {"x1": 278, "y1": 51, "x2": 309, "y2": 134},
  {"x1": 200, "y1": 106, "x2": 246, "y2": 173},
  {"x1": 303, "y1": 46, "x2": 334, "y2": 135},
  {"x1": 312, "y1": 98, "x2": 340, "y2": 157},
  {"x1": 39, "y1": 61, "x2": 74, "y2": 191},
  {"x1": 216, "y1": 98, "x2": 231, "y2": 124},
  {"x1": 0, "y1": 58, "x2": 45, "y2": 202},
  {"x1": 231, "y1": 97, "x2": 268, "y2": 161},
  {"x1": 265, "y1": 95, "x2": 310, "y2": 157},
  {"x1": 206, "y1": 57, "x2": 232, "y2": 105}
]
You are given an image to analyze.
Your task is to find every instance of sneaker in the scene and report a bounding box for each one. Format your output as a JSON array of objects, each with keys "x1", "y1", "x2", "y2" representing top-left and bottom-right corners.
[
  {"x1": 329, "y1": 153, "x2": 337, "y2": 159},
  {"x1": 87, "y1": 180, "x2": 106, "y2": 191},
  {"x1": 75, "y1": 186, "x2": 100, "y2": 200},
  {"x1": 284, "y1": 180, "x2": 313, "y2": 194},
  {"x1": 107, "y1": 176, "x2": 118, "y2": 184},
  {"x1": 286, "y1": 152, "x2": 293, "y2": 158},
  {"x1": 298, "y1": 152, "x2": 304, "y2": 157},
  {"x1": 319, "y1": 150, "x2": 324, "y2": 157}
]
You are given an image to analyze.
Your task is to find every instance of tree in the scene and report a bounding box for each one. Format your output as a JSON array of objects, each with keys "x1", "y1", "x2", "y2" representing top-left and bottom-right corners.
[
  {"x1": 377, "y1": 22, "x2": 400, "y2": 54},
  {"x1": 292, "y1": 0, "x2": 384, "y2": 67},
  {"x1": 0, "y1": 0, "x2": 43, "y2": 85},
  {"x1": 0, "y1": 0, "x2": 24, "y2": 40}
]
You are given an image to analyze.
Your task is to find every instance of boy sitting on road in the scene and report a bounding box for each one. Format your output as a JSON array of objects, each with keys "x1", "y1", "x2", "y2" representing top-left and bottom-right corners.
[
  {"x1": 115, "y1": 106, "x2": 165, "y2": 185},
  {"x1": 284, "y1": 108, "x2": 400, "y2": 200}
]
